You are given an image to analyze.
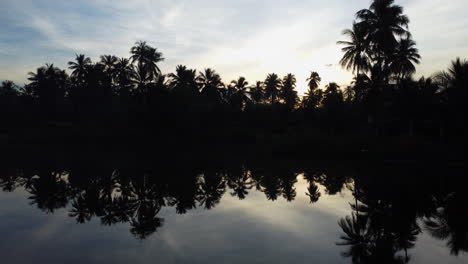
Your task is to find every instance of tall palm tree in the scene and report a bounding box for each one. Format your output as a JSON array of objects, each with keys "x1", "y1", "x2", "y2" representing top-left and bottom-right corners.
[
  {"x1": 264, "y1": 73, "x2": 282, "y2": 104},
  {"x1": 306, "y1": 71, "x2": 322, "y2": 92},
  {"x1": 281, "y1": 73, "x2": 298, "y2": 109},
  {"x1": 229, "y1": 76, "x2": 250, "y2": 109},
  {"x1": 68, "y1": 54, "x2": 92, "y2": 81},
  {"x1": 337, "y1": 23, "x2": 371, "y2": 75},
  {"x1": 130, "y1": 41, "x2": 164, "y2": 85},
  {"x1": 390, "y1": 37, "x2": 421, "y2": 81},
  {"x1": 28, "y1": 64, "x2": 69, "y2": 111},
  {"x1": 197, "y1": 68, "x2": 224, "y2": 102},
  {"x1": 356, "y1": 0, "x2": 410, "y2": 61},
  {"x1": 168, "y1": 65, "x2": 198, "y2": 95},
  {"x1": 303, "y1": 71, "x2": 322, "y2": 109},
  {"x1": 115, "y1": 58, "x2": 136, "y2": 95},
  {"x1": 249, "y1": 81, "x2": 264, "y2": 105}
]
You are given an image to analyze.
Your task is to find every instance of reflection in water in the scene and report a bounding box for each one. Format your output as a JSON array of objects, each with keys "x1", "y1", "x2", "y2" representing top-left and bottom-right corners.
[{"x1": 0, "y1": 160, "x2": 466, "y2": 263}]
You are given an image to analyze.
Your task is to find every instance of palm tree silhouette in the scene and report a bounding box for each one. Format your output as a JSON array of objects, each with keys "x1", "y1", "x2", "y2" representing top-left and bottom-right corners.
[
  {"x1": 168, "y1": 65, "x2": 198, "y2": 96},
  {"x1": 264, "y1": 73, "x2": 282, "y2": 104},
  {"x1": 229, "y1": 76, "x2": 250, "y2": 110},
  {"x1": 249, "y1": 81, "x2": 265, "y2": 105},
  {"x1": 337, "y1": 23, "x2": 371, "y2": 75},
  {"x1": 130, "y1": 41, "x2": 164, "y2": 87},
  {"x1": 197, "y1": 68, "x2": 224, "y2": 103},
  {"x1": 303, "y1": 72, "x2": 322, "y2": 109},
  {"x1": 281, "y1": 73, "x2": 299, "y2": 110},
  {"x1": 68, "y1": 54, "x2": 92, "y2": 81},
  {"x1": 356, "y1": 0, "x2": 410, "y2": 59},
  {"x1": 390, "y1": 38, "x2": 421, "y2": 81}
]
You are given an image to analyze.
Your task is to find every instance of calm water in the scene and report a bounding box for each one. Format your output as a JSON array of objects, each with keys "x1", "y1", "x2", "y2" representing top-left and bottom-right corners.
[{"x1": 0, "y1": 159, "x2": 466, "y2": 264}]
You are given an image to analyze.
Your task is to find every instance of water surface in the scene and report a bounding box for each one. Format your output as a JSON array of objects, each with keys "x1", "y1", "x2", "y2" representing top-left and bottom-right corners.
[{"x1": 0, "y1": 160, "x2": 466, "y2": 264}]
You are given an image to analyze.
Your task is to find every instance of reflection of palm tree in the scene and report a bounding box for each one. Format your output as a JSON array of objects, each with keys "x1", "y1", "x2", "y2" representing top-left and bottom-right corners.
[
  {"x1": 305, "y1": 183, "x2": 321, "y2": 204},
  {"x1": 337, "y1": 214, "x2": 371, "y2": 264},
  {"x1": 27, "y1": 170, "x2": 69, "y2": 213},
  {"x1": 227, "y1": 167, "x2": 254, "y2": 200},
  {"x1": 424, "y1": 193, "x2": 468, "y2": 256},
  {"x1": 197, "y1": 172, "x2": 226, "y2": 209},
  {"x1": 130, "y1": 202, "x2": 164, "y2": 240}
]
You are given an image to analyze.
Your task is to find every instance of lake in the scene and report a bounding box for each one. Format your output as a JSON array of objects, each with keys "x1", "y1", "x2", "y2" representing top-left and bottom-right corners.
[{"x1": 0, "y1": 156, "x2": 466, "y2": 264}]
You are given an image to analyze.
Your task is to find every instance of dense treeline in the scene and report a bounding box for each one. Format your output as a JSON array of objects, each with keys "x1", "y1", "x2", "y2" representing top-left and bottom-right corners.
[{"x1": 0, "y1": 0, "x2": 466, "y2": 146}]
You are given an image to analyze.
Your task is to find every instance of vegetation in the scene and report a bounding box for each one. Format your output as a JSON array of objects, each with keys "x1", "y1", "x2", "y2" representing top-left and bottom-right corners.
[{"x1": 0, "y1": 0, "x2": 466, "y2": 153}]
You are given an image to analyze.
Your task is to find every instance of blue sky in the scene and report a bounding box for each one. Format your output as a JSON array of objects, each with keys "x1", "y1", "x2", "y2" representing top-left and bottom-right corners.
[{"x1": 1, "y1": 0, "x2": 467, "y2": 94}]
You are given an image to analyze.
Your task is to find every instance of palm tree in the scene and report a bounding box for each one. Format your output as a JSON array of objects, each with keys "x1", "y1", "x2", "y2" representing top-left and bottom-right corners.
[
  {"x1": 281, "y1": 73, "x2": 298, "y2": 110},
  {"x1": 68, "y1": 54, "x2": 92, "y2": 81},
  {"x1": 356, "y1": 0, "x2": 410, "y2": 55},
  {"x1": 100, "y1": 55, "x2": 118, "y2": 81},
  {"x1": 249, "y1": 81, "x2": 265, "y2": 105},
  {"x1": 229, "y1": 76, "x2": 250, "y2": 109},
  {"x1": 28, "y1": 64, "x2": 68, "y2": 114},
  {"x1": 390, "y1": 37, "x2": 421, "y2": 81},
  {"x1": 0, "y1": 80, "x2": 18, "y2": 97},
  {"x1": 306, "y1": 71, "x2": 322, "y2": 92},
  {"x1": 168, "y1": 65, "x2": 198, "y2": 96},
  {"x1": 435, "y1": 58, "x2": 468, "y2": 131},
  {"x1": 130, "y1": 41, "x2": 164, "y2": 86},
  {"x1": 197, "y1": 68, "x2": 224, "y2": 102},
  {"x1": 115, "y1": 58, "x2": 135, "y2": 95},
  {"x1": 303, "y1": 71, "x2": 322, "y2": 109},
  {"x1": 337, "y1": 23, "x2": 371, "y2": 75},
  {"x1": 264, "y1": 73, "x2": 282, "y2": 104}
]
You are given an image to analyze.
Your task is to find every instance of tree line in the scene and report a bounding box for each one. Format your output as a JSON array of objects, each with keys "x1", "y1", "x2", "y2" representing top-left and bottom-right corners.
[{"x1": 1, "y1": 0, "x2": 466, "y2": 142}]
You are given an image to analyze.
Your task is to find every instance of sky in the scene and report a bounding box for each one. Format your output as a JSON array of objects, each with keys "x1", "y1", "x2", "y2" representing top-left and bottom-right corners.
[{"x1": 1, "y1": 0, "x2": 467, "y2": 94}]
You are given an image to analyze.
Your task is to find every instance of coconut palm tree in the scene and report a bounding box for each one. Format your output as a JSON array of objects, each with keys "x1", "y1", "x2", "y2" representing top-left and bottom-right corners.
[
  {"x1": 168, "y1": 65, "x2": 198, "y2": 96},
  {"x1": 130, "y1": 41, "x2": 164, "y2": 86},
  {"x1": 68, "y1": 54, "x2": 92, "y2": 81},
  {"x1": 281, "y1": 73, "x2": 299, "y2": 110},
  {"x1": 197, "y1": 68, "x2": 224, "y2": 102},
  {"x1": 115, "y1": 58, "x2": 135, "y2": 95},
  {"x1": 356, "y1": 0, "x2": 410, "y2": 59},
  {"x1": 28, "y1": 64, "x2": 68, "y2": 115},
  {"x1": 390, "y1": 37, "x2": 421, "y2": 81},
  {"x1": 337, "y1": 23, "x2": 371, "y2": 75},
  {"x1": 100, "y1": 55, "x2": 118, "y2": 81},
  {"x1": 306, "y1": 71, "x2": 322, "y2": 92},
  {"x1": 249, "y1": 81, "x2": 265, "y2": 105},
  {"x1": 229, "y1": 76, "x2": 250, "y2": 109},
  {"x1": 303, "y1": 71, "x2": 322, "y2": 109},
  {"x1": 264, "y1": 73, "x2": 282, "y2": 104}
]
